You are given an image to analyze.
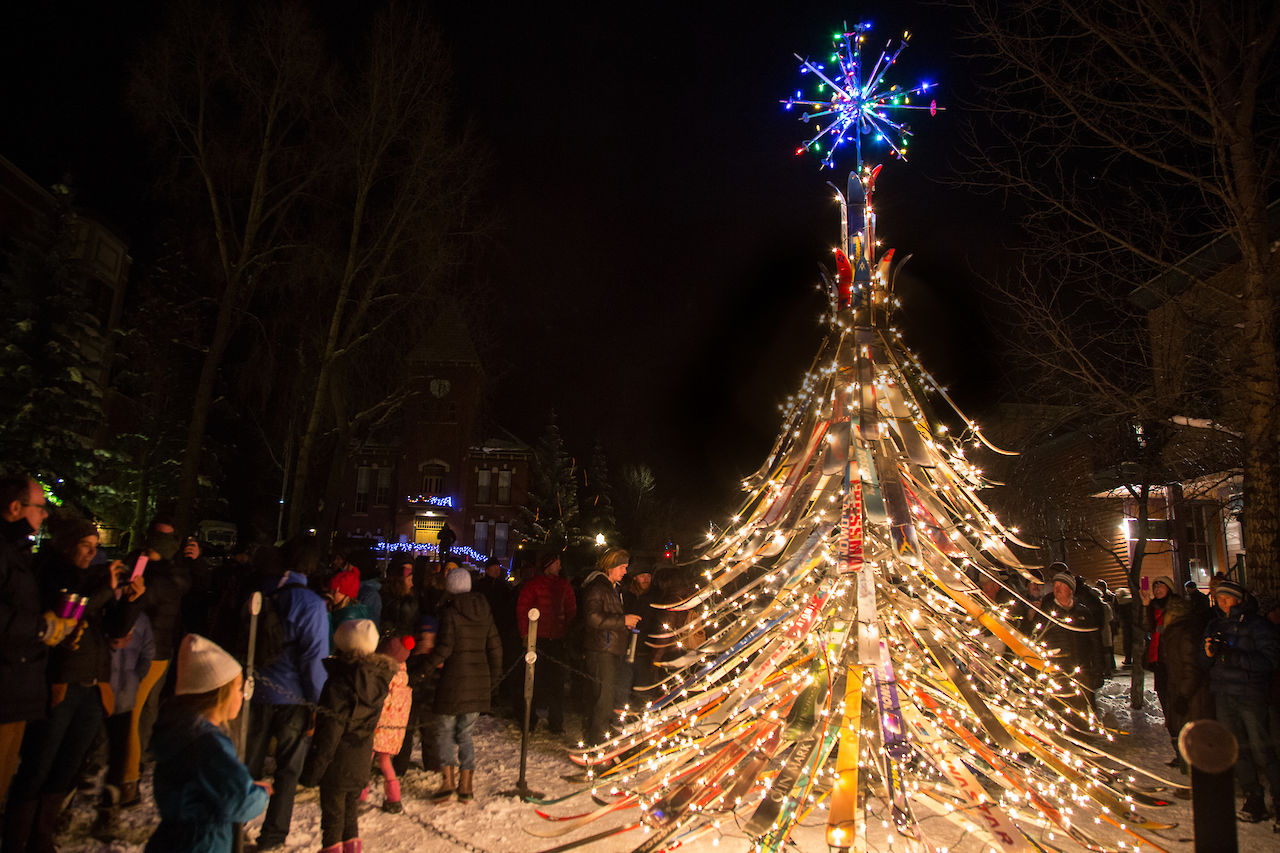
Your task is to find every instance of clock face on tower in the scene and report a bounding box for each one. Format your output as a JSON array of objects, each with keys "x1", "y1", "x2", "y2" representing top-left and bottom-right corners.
[{"x1": 429, "y1": 378, "x2": 451, "y2": 398}]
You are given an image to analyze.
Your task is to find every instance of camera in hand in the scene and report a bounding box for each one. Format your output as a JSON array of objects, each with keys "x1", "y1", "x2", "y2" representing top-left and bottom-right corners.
[{"x1": 1206, "y1": 633, "x2": 1233, "y2": 657}]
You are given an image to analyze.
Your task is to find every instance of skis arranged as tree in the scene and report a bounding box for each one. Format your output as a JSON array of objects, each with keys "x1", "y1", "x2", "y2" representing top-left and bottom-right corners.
[{"x1": 524, "y1": 26, "x2": 1177, "y2": 852}]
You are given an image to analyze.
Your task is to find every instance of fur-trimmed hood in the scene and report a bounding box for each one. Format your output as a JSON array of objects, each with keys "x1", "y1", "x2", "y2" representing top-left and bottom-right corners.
[{"x1": 322, "y1": 651, "x2": 398, "y2": 704}]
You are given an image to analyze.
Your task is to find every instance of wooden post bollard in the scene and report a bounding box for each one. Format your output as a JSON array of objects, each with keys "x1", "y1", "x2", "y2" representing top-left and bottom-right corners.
[
  {"x1": 1179, "y1": 720, "x2": 1239, "y2": 853},
  {"x1": 233, "y1": 591, "x2": 262, "y2": 853},
  {"x1": 501, "y1": 608, "x2": 544, "y2": 800}
]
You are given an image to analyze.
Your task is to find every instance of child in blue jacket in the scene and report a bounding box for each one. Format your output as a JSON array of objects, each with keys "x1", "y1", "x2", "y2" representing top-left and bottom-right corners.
[{"x1": 146, "y1": 634, "x2": 269, "y2": 853}]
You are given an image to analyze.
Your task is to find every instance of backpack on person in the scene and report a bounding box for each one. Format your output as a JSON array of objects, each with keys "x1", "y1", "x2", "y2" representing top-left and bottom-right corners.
[{"x1": 233, "y1": 581, "x2": 306, "y2": 668}]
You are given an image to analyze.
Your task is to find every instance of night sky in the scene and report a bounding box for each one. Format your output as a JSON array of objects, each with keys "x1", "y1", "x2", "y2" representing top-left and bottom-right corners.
[{"x1": 1, "y1": 0, "x2": 1007, "y2": 533}]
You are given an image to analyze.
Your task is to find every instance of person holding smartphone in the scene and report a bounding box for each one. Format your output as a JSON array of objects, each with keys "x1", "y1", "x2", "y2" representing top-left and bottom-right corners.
[
  {"x1": 121, "y1": 522, "x2": 192, "y2": 808},
  {"x1": 4, "y1": 515, "x2": 143, "y2": 852}
]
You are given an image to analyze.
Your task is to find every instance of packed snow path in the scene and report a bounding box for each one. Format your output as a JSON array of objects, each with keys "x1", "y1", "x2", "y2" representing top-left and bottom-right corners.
[{"x1": 44, "y1": 670, "x2": 1275, "y2": 852}]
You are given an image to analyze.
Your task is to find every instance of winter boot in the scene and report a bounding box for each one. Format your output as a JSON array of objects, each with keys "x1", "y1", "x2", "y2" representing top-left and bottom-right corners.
[
  {"x1": 431, "y1": 766, "x2": 456, "y2": 803},
  {"x1": 381, "y1": 778, "x2": 402, "y2": 813},
  {"x1": 1238, "y1": 792, "x2": 1269, "y2": 823},
  {"x1": 118, "y1": 779, "x2": 141, "y2": 810},
  {"x1": 342, "y1": 840, "x2": 363, "y2": 853},
  {"x1": 457, "y1": 769, "x2": 474, "y2": 803},
  {"x1": 90, "y1": 784, "x2": 122, "y2": 841}
]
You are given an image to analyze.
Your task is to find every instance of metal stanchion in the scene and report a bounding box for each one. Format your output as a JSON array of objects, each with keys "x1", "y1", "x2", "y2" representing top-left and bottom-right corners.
[
  {"x1": 1180, "y1": 719, "x2": 1239, "y2": 853},
  {"x1": 501, "y1": 607, "x2": 545, "y2": 800}
]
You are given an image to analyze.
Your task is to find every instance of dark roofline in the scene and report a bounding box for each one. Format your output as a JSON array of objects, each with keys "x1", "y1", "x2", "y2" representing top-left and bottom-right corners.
[
  {"x1": 410, "y1": 302, "x2": 483, "y2": 368},
  {"x1": 1129, "y1": 198, "x2": 1280, "y2": 310}
]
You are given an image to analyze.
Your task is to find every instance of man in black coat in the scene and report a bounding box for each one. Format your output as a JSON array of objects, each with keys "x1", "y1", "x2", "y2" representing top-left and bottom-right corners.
[
  {"x1": 1184, "y1": 580, "x2": 1212, "y2": 624},
  {"x1": 475, "y1": 558, "x2": 521, "y2": 718},
  {"x1": 123, "y1": 522, "x2": 193, "y2": 807},
  {"x1": 0, "y1": 475, "x2": 74, "y2": 808},
  {"x1": 1037, "y1": 571, "x2": 1102, "y2": 725},
  {"x1": 580, "y1": 549, "x2": 641, "y2": 748}
]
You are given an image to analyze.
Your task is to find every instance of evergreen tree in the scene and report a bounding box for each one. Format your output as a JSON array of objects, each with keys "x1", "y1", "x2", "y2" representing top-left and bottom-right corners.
[
  {"x1": 110, "y1": 248, "x2": 218, "y2": 541},
  {"x1": 616, "y1": 462, "x2": 662, "y2": 546},
  {"x1": 581, "y1": 440, "x2": 620, "y2": 546},
  {"x1": 0, "y1": 187, "x2": 123, "y2": 516},
  {"x1": 514, "y1": 412, "x2": 582, "y2": 550}
]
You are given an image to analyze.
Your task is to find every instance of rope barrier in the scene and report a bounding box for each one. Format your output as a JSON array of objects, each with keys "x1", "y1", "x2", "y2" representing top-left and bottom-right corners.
[{"x1": 407, "y1": 807, "x2": 505, "y2": 853}]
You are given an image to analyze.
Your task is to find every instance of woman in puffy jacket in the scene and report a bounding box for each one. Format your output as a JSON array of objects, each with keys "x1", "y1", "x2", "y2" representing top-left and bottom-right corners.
[
  {"x1": 1154, "y1": 596, "x2": 1211, "y2": 766},
  {"x1": 425, "y1": 567, "x2": 501, "y2": 804}
]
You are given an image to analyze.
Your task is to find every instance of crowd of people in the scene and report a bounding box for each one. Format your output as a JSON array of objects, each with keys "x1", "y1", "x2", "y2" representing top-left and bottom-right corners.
[
  {"x1": 977, "y1": 560, "x2": 1280, "y2": 826},
  {"x1": 5, "y1": 469, "x2": 1280, "y2": 850},
  {"x1": 0, "y1": 473, "x2": 691, "y2": 852}
]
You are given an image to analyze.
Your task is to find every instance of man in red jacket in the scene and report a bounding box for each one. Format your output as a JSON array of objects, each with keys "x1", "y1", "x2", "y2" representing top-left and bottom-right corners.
[{"x1": 516, "y1": 552, "x2": 577, "y2": 734}]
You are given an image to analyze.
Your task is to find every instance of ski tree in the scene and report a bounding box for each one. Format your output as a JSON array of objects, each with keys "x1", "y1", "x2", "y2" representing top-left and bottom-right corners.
[
  {"x1": 526, "y1": 25, "x2": 1183, "y2": 853},
  {"x1": 514, "y1": 413, "x2": 583, "y2": 551}
]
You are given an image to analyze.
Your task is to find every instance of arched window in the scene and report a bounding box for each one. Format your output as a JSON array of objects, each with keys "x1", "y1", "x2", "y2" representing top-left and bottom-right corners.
[{"x1": 421, "y1": 464, "x2": 446, "y2": 496}]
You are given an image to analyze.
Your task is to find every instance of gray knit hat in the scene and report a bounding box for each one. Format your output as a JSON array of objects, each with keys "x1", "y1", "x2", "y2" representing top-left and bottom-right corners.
[
  {"x1": 175, "y1": 634, "x2": 242, "y2": 695},
  {"x1": 1052, "y1": 572, "x2": 1076, "y2": 592},
  {"x1": 445, "y1": 566, "x2": 472, "y2": 595},
  {"x1": 333, "y1": 619, "x2": 379, "y2": 655}
]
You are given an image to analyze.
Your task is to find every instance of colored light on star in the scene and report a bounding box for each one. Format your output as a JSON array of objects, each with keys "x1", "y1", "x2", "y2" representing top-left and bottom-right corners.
[{"x1": 782, "y1": 22, "x2": 942, "y2": 170}]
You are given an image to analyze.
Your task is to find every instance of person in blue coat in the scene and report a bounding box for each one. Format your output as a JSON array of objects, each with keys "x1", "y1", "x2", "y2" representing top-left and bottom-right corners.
[
  {"x1": 146, "y1": 633, "x2": 268, "y2": 853},
  {"x1": 245, "y1": 538, "x2": 330, "y2": 851}
]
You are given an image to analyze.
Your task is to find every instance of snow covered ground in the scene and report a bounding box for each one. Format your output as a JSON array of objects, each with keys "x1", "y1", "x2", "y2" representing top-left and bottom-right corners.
[{"x1": 51, "y1": 669, "x2": 1276, "y2": 851}]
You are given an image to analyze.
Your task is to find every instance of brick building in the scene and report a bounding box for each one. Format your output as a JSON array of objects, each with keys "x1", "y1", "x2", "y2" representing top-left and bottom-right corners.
[{"x1": 332, "y1": 310, "x2": 531, "y2": 564}]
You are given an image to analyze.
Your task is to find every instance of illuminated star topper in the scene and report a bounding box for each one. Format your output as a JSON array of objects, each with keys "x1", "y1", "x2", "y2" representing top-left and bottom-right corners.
[{"x1": 784, "y1": 22, "x2": 940, "y2": 170}]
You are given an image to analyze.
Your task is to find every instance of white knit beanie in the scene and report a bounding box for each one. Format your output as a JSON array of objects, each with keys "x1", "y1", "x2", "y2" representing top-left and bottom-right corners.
[
  {"x1": 333, "y1": 618, "x2": 379, "y2": 655},
  {"x1": 175, "y1": 634, "x2": 242, "y2": 695},
  {"x1": 445, "y1": 566, "x2": 472, "y2": 595}
]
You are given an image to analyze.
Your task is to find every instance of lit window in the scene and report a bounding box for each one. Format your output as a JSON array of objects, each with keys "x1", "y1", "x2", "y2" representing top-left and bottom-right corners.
[
  {"x1": 374, "y1": 467, "x2": 392, "y2": 506},
  {"x1": 494, "y1": 522, "x2": 509, "y2": 558},
  {"x1": 497, "y1": 470, "x2": 512, "y2": 504},
  {"x1": 474, "y1": 520, "x2": 488, "y2": 555},
  {"x1": 477, "y1": 469, "x2": 491, "y2": 504}
]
